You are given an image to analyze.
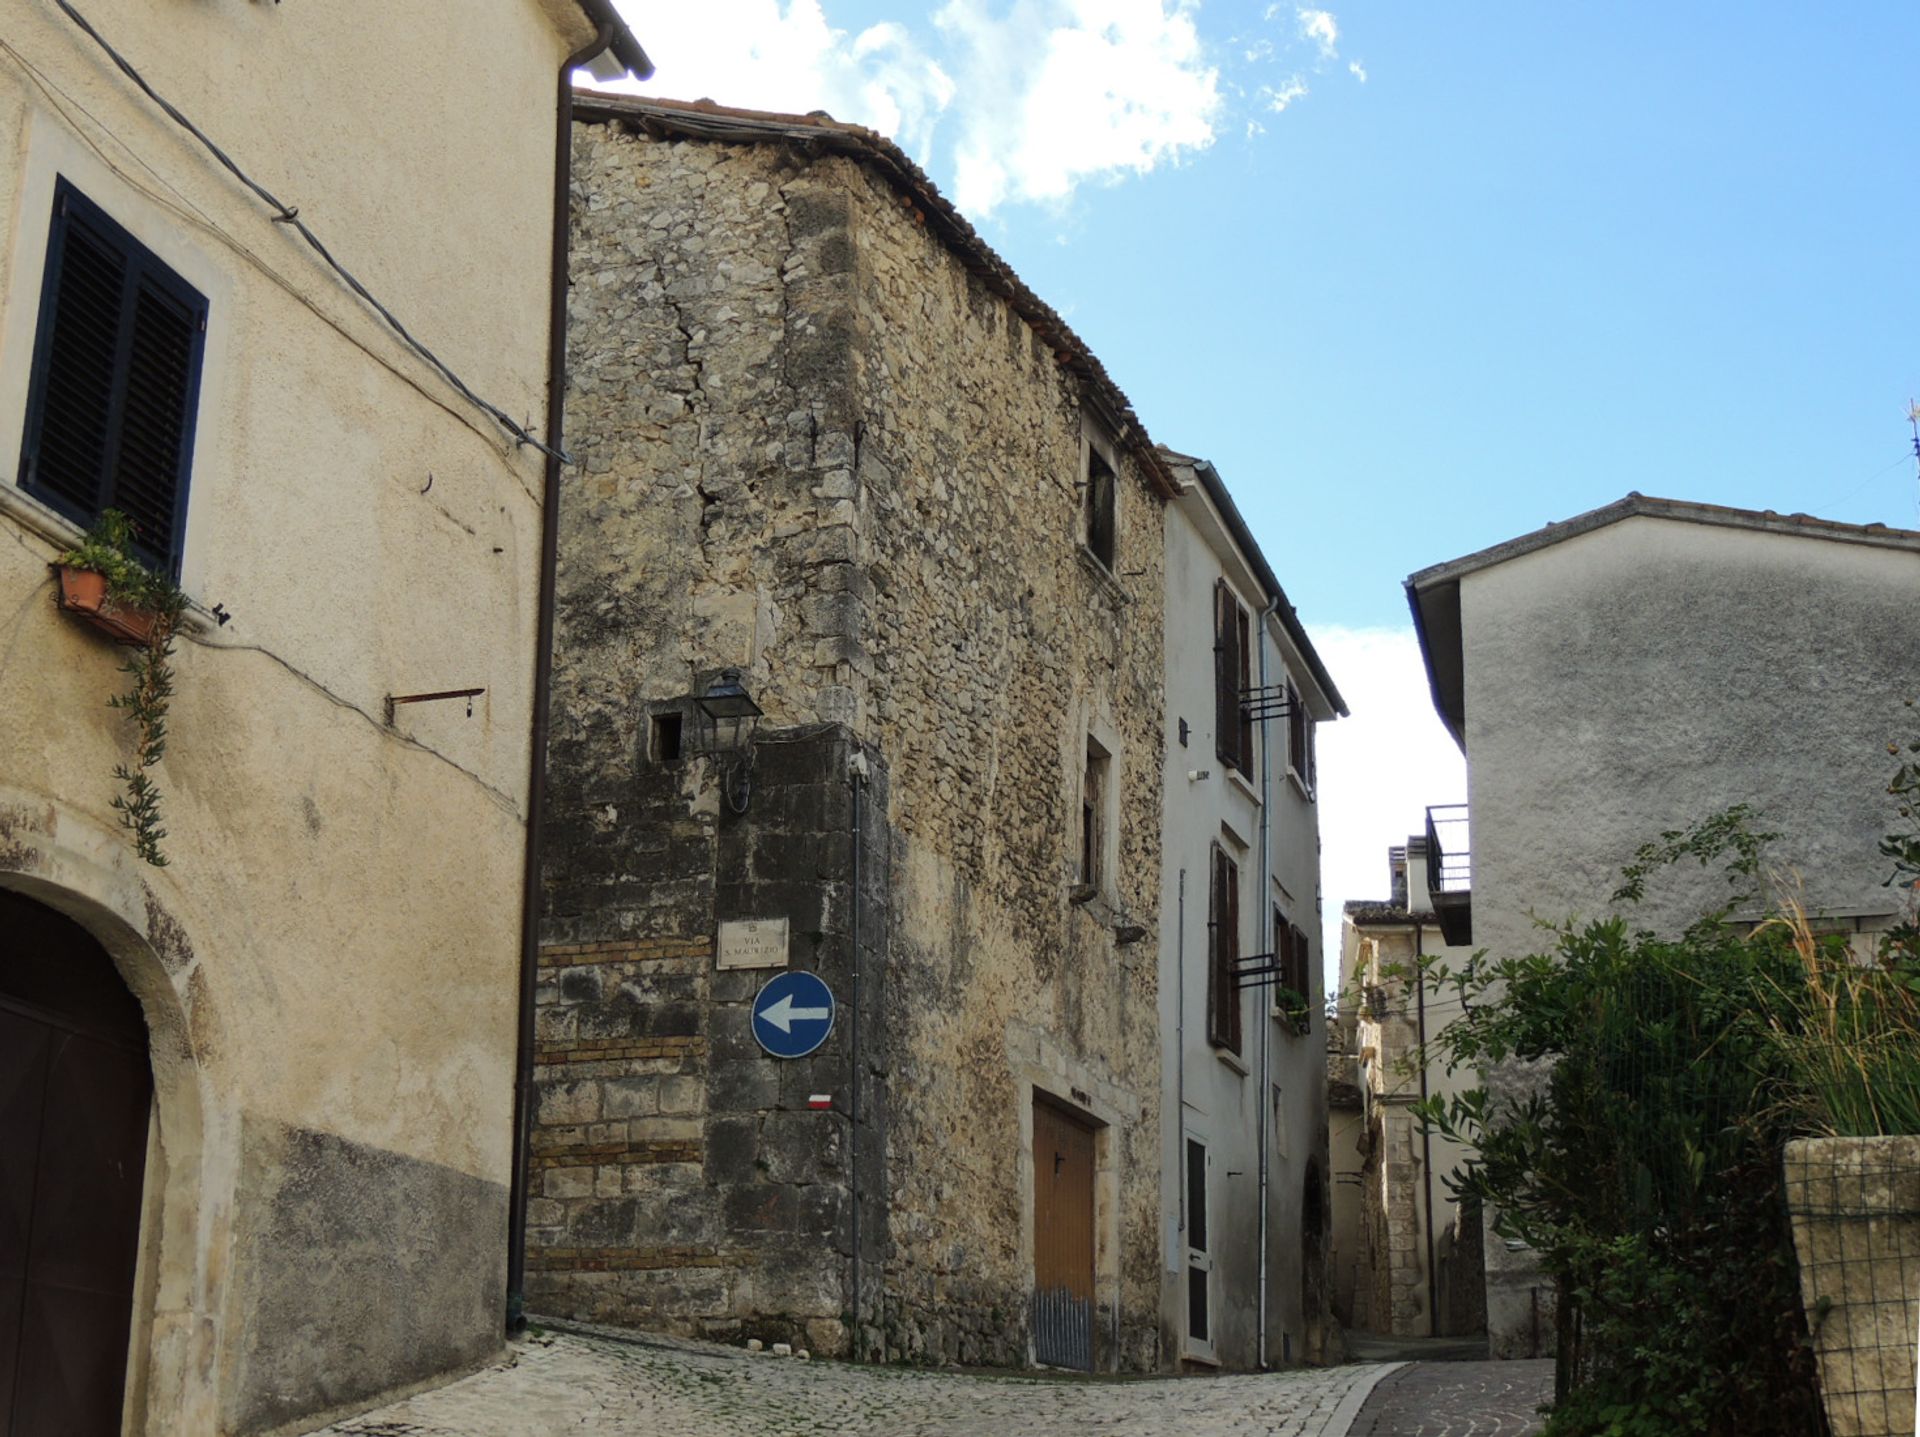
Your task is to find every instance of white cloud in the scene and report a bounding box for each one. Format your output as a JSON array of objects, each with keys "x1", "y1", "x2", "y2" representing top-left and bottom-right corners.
[
  {"x1": 1348, "y1": 58, "x2": 1368, "y2": 83},
  {"x1": 1262, "y1": 76, "x2": 1310, "y2": 112},
  {"x1": 601, "y1": 0, "x2": 1220, "y2": 218},
  {"x1": 934, "y1": 0, "x2": 1221, "y2": 215},
  {"x1": 1297, "y1": 7, "x2": 1340, "y2": 60},
  {"x1": 596, "y1": 1, "x2": 953, "y2": 160},
  {"x1": 1310, "y1": 625, "x2": 1467, "y2": 993}
]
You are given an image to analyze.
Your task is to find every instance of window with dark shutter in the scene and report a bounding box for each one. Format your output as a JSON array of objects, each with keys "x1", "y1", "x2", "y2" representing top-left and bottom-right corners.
[
  {"x1": 1236, "y1": 604, "x2": 1254, "y2": 768},
  {"x1": 1207, "y1": 844, "x2": 1241, "y2": 1054},
  {"x1": 1287, "y1": 680, "x2": 1308, "y2": 781},
  {"x1": 1213, "y1": 582, "x2": 1246, "y2": 776},
  {"x1": 1291, "y1": 922, "x2": 1313, "y2": 1031},
  {"x1": 1085, "y1": 445, "x2": 1116, "y2": 570},
  {"x1": 1270, "y1": 913, "x2": 1313, "y2": 1033},
  {"x1": 19, "y1": 180, "x2": 207, "y2": 575}
]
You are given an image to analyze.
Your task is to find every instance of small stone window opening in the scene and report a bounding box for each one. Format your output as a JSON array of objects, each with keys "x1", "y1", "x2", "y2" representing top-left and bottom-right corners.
[
  {"x1": 1080, "y1": 738, "x2": 1110, "y2": 890},
  {"x1": 1084, "y1": 444, "x2": 1117, "y2": 571},
  {"x1": 650, "y1": 711, "x2": 683, "y2": 763}
]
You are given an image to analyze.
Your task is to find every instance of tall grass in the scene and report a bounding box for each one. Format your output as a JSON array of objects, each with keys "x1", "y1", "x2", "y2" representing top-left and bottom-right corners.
[{"x1": 1760, "y1": 897, "x2": 1920, "y2": 1138}]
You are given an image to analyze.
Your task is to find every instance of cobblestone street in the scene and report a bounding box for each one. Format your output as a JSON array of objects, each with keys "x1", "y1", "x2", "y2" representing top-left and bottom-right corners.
[
  {"x1": 1347, "y1": 1360, "x2": 1554, "y2": 1437},
  {"x1": 315, "y1": 1327, "x2": 1398, "y2": 1437}
]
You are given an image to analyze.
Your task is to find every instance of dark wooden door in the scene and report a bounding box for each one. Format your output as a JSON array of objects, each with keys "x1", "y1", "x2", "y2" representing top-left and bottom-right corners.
[
  {"x1": 1031, "y1": 1098, "x2": 1095, "y2": 1369},
  {"x1": 0, "y1": 891, "x2": 152, "y2": 1436}
]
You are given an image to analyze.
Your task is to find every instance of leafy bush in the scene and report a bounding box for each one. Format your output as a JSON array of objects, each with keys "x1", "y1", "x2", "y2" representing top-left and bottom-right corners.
[{"x1": 1410, "y1": 811, "x2": 1829, "y2": 1436}]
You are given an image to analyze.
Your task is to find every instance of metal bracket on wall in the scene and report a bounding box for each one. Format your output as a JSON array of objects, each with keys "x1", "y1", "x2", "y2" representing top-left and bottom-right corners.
[
  {"x1": 384, "y1": 687, "x2": 485, "y2": 725},
  {"x1": 1232, "y1": 952, "x2": 1281, "y2": 989},
  {"x1": 1238, "y1": 685, "x2": 1296, "y2": 723}
]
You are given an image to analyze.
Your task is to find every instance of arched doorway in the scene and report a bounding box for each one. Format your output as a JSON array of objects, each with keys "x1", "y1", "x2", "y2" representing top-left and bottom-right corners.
[{"x1": 1, "y1": 887, "x2": 153, "y2": 1434}]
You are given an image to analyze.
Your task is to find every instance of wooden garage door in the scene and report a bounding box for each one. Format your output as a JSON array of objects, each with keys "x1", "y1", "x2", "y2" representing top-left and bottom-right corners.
[
  {"x1": 1, "y1": 892, "x2": 152, "y2": 1436},
  {"x1": 1031, "y1": 1097, "x2": 1095, "y2": 1370}
]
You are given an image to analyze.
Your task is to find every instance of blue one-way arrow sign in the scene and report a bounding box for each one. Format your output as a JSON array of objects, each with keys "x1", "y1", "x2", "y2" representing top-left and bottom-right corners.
[{"x1": 751, "y1": 970, "x2": 835, "y2": 1059}]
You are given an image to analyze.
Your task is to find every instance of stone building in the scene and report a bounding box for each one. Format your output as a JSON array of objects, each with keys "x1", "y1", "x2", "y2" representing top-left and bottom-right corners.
[
  {"x1": 1330, "y1": 838, "x2": 1481, "y2": 1342},
  {"x1": 0, "y1": 4, "x2": 649, "y2": 1432},
  {"x1": 1156, "y1": 451, "x2": 1345, "y2": 1368},
  {"x1": 1407, "y1": 493, "x2": 1920, "y2": 1357},
  {"x1": 529, "y1": 96, "x2": 1175, "y2": 1370}
]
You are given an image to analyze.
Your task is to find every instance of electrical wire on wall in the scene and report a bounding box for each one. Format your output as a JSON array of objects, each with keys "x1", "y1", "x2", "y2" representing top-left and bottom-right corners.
[{"x1": 45, "y1": 0, "x2": 570, "y2": 463}]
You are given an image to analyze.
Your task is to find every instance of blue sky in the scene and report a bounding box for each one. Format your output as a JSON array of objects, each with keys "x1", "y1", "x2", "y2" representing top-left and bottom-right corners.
[{"x1": 599, "y1": 1, "x2": 1920, "y2": 980}]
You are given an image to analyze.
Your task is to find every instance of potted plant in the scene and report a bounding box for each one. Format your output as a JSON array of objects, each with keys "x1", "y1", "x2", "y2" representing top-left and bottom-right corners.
[
  {"x1": 52, "y1": 510, "x2": 186, "y2": 866},
  {"x1": 54, "y1": 509, "x2": 173, "y2": 645}
]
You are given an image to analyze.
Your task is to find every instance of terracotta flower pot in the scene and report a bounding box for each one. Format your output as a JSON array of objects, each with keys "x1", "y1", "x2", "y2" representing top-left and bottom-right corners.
[{"x1": 54, "y1": 564, "x2": 159, "y2": 647}]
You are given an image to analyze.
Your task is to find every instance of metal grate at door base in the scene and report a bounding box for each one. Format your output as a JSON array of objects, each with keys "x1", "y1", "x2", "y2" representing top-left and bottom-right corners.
[{"x1": 1031, "y1": 1286, "x2": 1093, "y2": 1371}]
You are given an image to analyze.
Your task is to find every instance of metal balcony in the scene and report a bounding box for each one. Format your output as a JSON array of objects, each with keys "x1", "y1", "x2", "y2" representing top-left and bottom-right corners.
[{"x1": 1425, "y1": 803, "x2": 1472, "y2": 946}]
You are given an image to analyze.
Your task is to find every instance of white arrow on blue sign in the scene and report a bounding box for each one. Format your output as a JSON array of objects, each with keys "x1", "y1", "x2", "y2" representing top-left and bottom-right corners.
[{"x1": 750, "y1": 970, "x2": 836, "y2": 1059}]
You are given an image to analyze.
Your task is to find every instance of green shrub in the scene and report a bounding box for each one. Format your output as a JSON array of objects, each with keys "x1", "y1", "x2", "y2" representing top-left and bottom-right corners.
[{"x1": 1410, "y1": 813, "x2": 1827, "y2": 1436}]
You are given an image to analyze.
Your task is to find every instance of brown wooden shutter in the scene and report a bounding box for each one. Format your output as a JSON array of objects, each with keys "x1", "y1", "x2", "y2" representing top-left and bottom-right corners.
[
  {"x1": 1206, "y1": 845, "x2": 1224, "y2": 1046},
  {"x1": 1207, "y1": 845, "x2": 1241, "y2": 1054},
  {"x1": 1291, "y1": 923, "x2": 1312, "y2": 1023},
  {"x1": 1287, "y1": 680, "x2": 1307, "y2": 777},
  {"x1": 1236, "y1": 605, "x2": 1253, "y2": 772},
  {"x1": 1213, "y1": 583, "x2": 1239, "y2": 771},
  {"x1": 1226, "y1": 859, "x2": 1242, "y2": 1052},
  {"x1": 1220, "y1": 852, "x2": 1242, "y2": 1054}
]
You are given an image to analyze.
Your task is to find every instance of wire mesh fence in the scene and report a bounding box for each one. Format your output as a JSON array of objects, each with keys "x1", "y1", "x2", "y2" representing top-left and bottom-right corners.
[{"x1": 1784, "y1": 1136, "x2": 1920, "y2": 1437}]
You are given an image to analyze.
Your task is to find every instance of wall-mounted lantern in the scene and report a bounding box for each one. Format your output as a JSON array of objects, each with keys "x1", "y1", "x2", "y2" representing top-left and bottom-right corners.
[
  {"x1": 696, "y1": 667, "x2": 763, "y2": 812},
  {"x1": 696, "y1": 667, "x2": 763, "y2": 751}
]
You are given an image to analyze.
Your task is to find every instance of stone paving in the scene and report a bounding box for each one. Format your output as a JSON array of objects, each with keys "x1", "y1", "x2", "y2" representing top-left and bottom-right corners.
[
  {"x1": 313, "y1": 1326, "x2": 1395, "y2": 1437},
  {"x1": 1347, "y1": 1360, "x2": 1555, "y2": 1437}
]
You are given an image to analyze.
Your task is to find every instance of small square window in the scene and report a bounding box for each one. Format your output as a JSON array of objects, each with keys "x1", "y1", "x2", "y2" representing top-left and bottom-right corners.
[
  {"x1": 650, "y1": 712, "x2": 684, "y2": 763},
  {"x1": 19, "y1": 179, "x2": 208, "y2": 576}
]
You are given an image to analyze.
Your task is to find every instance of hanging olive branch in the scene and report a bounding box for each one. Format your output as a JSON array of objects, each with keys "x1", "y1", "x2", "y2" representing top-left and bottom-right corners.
[
  {"x1": 108, "y1": 615, "x2": 179, "y2": 865},
  {"x1": 61, "y1": 510, "x2": 186, "y2": 867}
]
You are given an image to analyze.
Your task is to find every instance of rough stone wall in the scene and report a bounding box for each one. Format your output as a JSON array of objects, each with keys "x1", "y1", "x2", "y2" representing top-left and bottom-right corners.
[
  {"x1": 844, "y1": 155, "x2": 1166, "y2": 1370},
  {"x1": 541, "y1": 117, "x2": 1166, "y2": 1370}
]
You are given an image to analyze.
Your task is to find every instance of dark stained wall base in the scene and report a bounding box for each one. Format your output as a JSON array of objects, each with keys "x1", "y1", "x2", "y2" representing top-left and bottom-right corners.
[
  {"x1": 529, "y1": 724, "x2": 890, "y2": 1360},
  {"x1": 222, "y1": 1120, "x2": 507, "y2": 1435}
]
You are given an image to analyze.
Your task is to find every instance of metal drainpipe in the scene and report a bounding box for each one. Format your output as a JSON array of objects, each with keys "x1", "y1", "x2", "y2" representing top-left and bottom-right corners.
[
  {"x1": 1175, "y1": 867, "x2": 1186, "y2": 1335},
  {"x1": 1416, "y1": 921, "x2": 1438, "y2": 1337},
  {"x1": 506, "y1": 21, "x2": 616, "y2": 1334},
  {"x1": 849, "y1": 749, "x2": 865, "y2": 1358},
  {"x1": 1255, "y1": 595, "x2": 1280, "y2": 1367}
]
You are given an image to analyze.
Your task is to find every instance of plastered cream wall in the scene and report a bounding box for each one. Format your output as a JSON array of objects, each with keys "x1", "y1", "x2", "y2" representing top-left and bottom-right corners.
[
  {"x1": 1158, "y1": 478, "x2": 1336, "y2": 1368},
  {"x1": 0, "y1": 2, "x2": 592, "y2": 1431},
  {"x1": 543, "y1": 111, "x2": 1169, "y2": 1369},
  {"x1": 1456, "y1": 511, "x2": 1920, "y2": 1356}
]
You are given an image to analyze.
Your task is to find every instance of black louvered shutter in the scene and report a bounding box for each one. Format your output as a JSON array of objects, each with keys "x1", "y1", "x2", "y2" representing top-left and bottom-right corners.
[{"x1": 19, "y1": 180, "x2": 206, "y2": 575}]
